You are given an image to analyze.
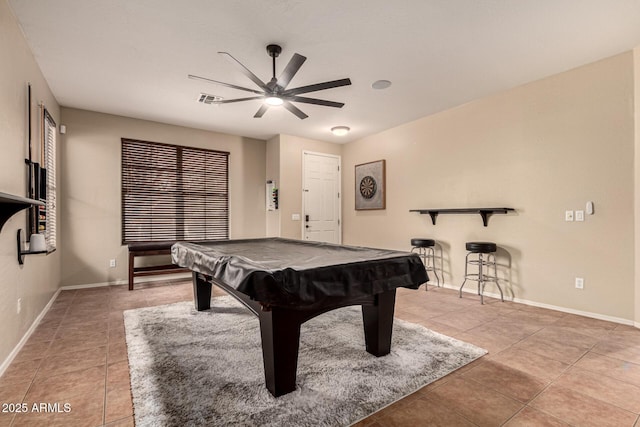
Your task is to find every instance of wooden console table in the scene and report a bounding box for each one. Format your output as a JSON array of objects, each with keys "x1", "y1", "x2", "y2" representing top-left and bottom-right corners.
[
  {"x1": 128, "y1": 242, "x2": 189, "y2": 290},
  {"x1": 409, "y1": 208, "x2": 514, "y2": 226}
]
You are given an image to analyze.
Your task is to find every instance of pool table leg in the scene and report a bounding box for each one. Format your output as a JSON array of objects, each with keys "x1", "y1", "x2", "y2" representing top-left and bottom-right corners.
[
  {"x1": 362, "y1": 289, "x2": 397, "y2": 357},
  {"x1": 258, "y1": 308, "x2": 302, "y2": 397},
  {"x1": 193, "y1": 272, "x2": 212, "y2": 311}
]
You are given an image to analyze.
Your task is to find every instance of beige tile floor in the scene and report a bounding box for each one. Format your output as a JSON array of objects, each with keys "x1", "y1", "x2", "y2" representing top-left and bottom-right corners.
[{"x1": 1, "y1": 280, "x2": 639, "y2": 426}]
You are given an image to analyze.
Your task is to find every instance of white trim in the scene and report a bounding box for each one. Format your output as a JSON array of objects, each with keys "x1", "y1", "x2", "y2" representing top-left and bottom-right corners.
[
  {"x1": 60, "y1": 281, "x2": 121, "y2": 290},
  {"x1": 59, "y1": 272, "x2": 191, "y2": 291},
  {"x1": 0, "y1": 288, "x2": 61, "y2": 378},
  {"x1": 440, "y1": 283, "x2": 636, "y2": 327},
  {"x1": 2, "y1": 272, "x2": 190, "y2": 377},
  {"x1": 301, "y1": 150, "x2": 342, "y2": 244}
]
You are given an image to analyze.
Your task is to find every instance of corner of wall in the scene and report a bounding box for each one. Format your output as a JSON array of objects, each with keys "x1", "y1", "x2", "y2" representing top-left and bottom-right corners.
[
  {"x1": 633, "y1": 46, "x2": 640, "y2": 326},
  {"x1": 266, "y1": 135, "x2": 281, "y2": 237}
]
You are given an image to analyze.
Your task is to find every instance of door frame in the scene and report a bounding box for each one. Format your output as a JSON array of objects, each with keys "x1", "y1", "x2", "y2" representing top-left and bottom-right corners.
[{"x1": 301, "y1": 150, "x2": 342, "y2": 244}]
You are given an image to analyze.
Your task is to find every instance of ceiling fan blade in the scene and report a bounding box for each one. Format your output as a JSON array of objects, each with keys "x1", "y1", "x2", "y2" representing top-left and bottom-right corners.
[
  {"x1": 285, "y1": 95, "x2": 344, "y2": 108},
  {"x1": 254, "y1": 104, "x2": 269, "y2": 118},
  {"x1": 219, "y1": 52, "x2": 269, "y2": 91},
  {"x1": 283, "y1": 101, "x2": 308, "y2": 120},
  {"x1": 277, "y1": 53, "x2": 306, "y2": 90},
  {"x1": 282, "y1": 78, "x2": 352, "y2": 96},
  {"x1": 188, "y1": 74, "x2": 264, "y2": 95},
  {"x1": 215, "y1": 96, "x2": 263, "y2": 104}
]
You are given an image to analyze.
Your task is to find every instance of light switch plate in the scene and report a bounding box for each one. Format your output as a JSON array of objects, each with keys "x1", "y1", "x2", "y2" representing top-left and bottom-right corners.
[
  {"x1": 565, "y1": 210, "x2": 574, "y2": 221},
  {"x1": 575, "y1": 210, "x2": 584, "y2": 221}
]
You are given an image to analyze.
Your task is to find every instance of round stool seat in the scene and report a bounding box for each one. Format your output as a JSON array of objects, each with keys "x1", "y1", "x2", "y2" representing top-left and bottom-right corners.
[
  {"x1": 411, "y1": 238, "x2": 435, "y2": 248},
  {"x1": 465, "y1": 241, "x2": 497, "y2": 253}
]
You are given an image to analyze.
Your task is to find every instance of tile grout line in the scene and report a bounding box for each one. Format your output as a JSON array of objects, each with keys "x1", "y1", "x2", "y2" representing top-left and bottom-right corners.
[
  {"x1": 445, "y1": 310, "x2": 568, "y2": 425},
  {"x1": 13, "y1": 291, "x2": 72, "y2": 427}
]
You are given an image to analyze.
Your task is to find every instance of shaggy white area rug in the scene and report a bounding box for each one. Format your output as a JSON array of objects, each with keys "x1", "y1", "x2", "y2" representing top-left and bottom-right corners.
[{"x1": 124, "y1": 296, "x2": 486, "y2": 426}]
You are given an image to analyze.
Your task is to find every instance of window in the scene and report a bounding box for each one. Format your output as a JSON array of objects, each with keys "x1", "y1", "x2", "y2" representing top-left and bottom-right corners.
[
  {"x1": 121, "y1": 138, "x2": 229, "y2": 243},
  {"x1": 42, "y1": 109, "x2": 57, "y2": 250}
]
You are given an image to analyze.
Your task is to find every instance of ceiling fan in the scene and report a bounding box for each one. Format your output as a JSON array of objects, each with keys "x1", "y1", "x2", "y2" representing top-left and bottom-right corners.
[{"x1": 188, "y1": 44, "x2": 352, "y2": 119}]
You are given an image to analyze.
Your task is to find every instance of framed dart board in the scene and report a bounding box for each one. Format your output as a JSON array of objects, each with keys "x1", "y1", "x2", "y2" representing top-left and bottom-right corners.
[{"x1": 355, "y1": 159, "x2": 385, "y2": 210}]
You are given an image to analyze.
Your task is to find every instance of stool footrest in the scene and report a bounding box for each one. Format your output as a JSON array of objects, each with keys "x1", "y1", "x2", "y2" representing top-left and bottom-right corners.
[
  {"x1": 410, "y1": 242, "x2": 441, "y2": 290},
  {"x1": 459, "y1": 244, "x2": 503, "y2": 304}
]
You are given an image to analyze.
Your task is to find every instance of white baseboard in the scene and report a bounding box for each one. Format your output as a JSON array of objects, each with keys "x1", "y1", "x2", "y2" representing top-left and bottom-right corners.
[
  {"x1": 0, "y1": 288, "x2": 61, "y2": 378},
  {"x1": 64, "y1": 276, "x2": 639, "y2": 327},
  {"x1": 2, "y1": 272, "x2": 192, "y2": 375},
  {"x1": 437, "y1": 282, "x2": 636, "y2": 327},
  {"x1": 59, "y1": 272, "x2": 191, "y2": 291},
  {"x1": 59, "y1": 281, "x2": 121, "y2": 290},
  {"x1": 3, "y1": 275, "x2": 635, "y2": 377}
]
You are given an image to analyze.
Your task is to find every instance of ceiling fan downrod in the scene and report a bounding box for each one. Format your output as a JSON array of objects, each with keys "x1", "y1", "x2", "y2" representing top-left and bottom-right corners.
[{"x1": 266, "y1": 44, "x2": 282, "y2": 89}]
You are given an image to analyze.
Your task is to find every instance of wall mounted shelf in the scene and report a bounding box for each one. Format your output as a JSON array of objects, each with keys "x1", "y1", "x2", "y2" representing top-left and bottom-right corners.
[
  {"x1": 0, "y1": 191, "x2": 44, "y2": 232},
  {"x1": 0, "y1": 192, "x2": 46, "y2": 265},
  {"x1": 409, "y1": 208, "x2": 515, "y2": 227},
  {"x1": 17, "y1": 228, "x2": 47, "y2": 265}
]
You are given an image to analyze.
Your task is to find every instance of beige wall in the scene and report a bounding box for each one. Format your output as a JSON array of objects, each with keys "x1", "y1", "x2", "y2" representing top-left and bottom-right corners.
[
  {"x1": 343, "y1": 52, "x2": 635, "y2": 322},
  {"x1": 59, "y1": 108, "x2": 266, "y2": 287},
  {"x1": 265, "y1": 135, "x2": 281, "y2": 237},
  {"x1": 0, "y1": 1, "x2": 61, "y2": 365},
  {"x1": 635, "y1": 47, "x2": 640, "y2": 327},
  {"x1": 277, "y1": 135, "x2": 342, "y2": 240}
]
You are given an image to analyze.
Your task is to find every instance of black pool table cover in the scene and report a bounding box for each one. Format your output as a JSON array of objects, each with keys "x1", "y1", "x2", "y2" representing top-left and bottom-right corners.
[{"x1": 171, "y1": 238, "x2": 428, "y2": 307}]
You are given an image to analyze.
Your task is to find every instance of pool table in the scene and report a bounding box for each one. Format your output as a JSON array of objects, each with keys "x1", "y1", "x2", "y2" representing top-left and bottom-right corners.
[{"x1": 171, "y1": 238, "x2": 427, "y2": 397}]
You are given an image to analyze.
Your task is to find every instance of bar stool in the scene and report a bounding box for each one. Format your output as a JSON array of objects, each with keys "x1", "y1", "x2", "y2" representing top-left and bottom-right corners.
[
  {"x1": 410, "y1": 238, "x2": 440, "y2": 290},
  {"x1": 459, "y1": 242, "x2": 504, "y2": 304}
]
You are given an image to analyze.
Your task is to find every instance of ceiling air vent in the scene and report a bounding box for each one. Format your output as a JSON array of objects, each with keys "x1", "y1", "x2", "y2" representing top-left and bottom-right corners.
[{"x1": 197, "y1": 93, "x2": 223, "y2": 104}]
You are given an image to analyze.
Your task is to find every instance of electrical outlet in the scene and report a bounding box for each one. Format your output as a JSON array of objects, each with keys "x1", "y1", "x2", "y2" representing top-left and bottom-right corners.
[
  {"x1": 575, "y1": 210, "x2": 585, "y2": 221},
  {"x1": 109, "y1": 259, "x2": 116, "y2": 268},
  {"x1": 17, "y1": 298, "x2": 21, "y2": 314},
  {"x1": 565, "y1": 210, "x2": 574, "y2": 221},
  {"x1": 575, "y1": 277, "x2": 584, "y2": 289}
]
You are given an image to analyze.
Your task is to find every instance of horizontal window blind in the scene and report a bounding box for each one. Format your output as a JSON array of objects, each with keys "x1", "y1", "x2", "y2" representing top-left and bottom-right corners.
[
  {"x1": 121, "y1": 138, "x2": 229, "y2": 243},
  {"x1": 43, "y1": 109, "x2": 57, "y2": 250}
]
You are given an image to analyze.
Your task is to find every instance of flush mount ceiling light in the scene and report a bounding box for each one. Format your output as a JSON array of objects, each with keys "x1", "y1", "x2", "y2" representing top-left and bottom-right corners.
[
  {"x1": 331, "y1": 126, "x2": 350, "y2": 136},
  {"x1": 265, "y1": 96, "x2": 284, "y2": 106},
  {"x1": 372, "y1": 79, "x2": 392, "y2": 90}
]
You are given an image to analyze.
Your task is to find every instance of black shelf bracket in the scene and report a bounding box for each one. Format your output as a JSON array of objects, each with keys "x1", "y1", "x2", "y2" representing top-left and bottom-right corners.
[
  {"x1": 427, "y1": 211, "x2": 438, "y2": 225},
  {"x1": 410, "y1": 208, "x2": 515, "y2": 227},
  {"x1": 0, "y1": 192, "x2": 44, "y2": 233},
  {"x1": 17, "y1": 228, "x2": 47, "y2": 265},
  {"x1": 0, "y1": 192, "x2": 45, "y2": 264}
]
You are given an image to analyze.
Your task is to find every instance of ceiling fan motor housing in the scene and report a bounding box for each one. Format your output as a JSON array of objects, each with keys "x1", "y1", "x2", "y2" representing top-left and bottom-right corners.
[{"x1": 266, "y1": 44, "x2": 282, "y2": 58}]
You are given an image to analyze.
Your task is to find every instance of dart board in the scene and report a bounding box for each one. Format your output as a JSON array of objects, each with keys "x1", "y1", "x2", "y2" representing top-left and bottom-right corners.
[
  {"x1": 359, "y1": 176, "x2": 377, "y2": 199},
  {"x1": 354, "y1": 160, "x2": 386, "y2": 210}
]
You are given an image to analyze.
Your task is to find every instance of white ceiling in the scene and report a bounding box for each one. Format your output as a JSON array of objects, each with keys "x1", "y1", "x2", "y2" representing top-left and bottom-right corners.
[{"x1": 8, "y1": 0, "x2": 640, "y2": 143}]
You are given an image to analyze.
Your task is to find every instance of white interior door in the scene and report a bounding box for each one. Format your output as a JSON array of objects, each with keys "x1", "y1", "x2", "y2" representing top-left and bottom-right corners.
[{"x1": 302, "y1": 151, "x2": 341, "y2": 243}]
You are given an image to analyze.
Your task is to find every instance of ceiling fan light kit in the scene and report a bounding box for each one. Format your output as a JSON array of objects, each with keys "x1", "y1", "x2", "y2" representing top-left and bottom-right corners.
[
  {"x1": 189, "y1": 44, "x2": 351, "y2": 119},
  {"x1": 265, "y1": 96, "x2": 284, "y2": 106}
]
